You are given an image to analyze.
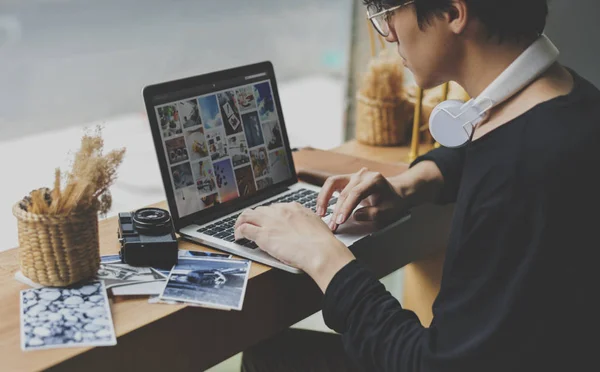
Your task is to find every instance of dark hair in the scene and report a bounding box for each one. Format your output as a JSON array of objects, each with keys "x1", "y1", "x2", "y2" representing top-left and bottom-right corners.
[{"x1": 364, "y1": 0, "x2": 548, "y2": 43}]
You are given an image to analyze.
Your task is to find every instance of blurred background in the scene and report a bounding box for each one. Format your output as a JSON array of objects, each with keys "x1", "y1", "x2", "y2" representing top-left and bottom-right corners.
[{"x1": 0, "y1": 0, "x2": 353, "y2": 141}]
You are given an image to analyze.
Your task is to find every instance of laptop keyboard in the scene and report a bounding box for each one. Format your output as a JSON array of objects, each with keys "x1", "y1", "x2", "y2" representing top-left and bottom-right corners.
[{"x1": 196, "y1": 188, "x2": 337, "y2": 249}]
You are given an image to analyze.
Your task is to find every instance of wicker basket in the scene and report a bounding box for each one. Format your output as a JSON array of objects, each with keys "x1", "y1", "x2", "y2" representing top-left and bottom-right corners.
[
  {"x1": 13, "y1": 203, "x2": 101, "y2": 287},
  {"x1": 355, "y1": 93, "x2": 410, "y2": 146}
]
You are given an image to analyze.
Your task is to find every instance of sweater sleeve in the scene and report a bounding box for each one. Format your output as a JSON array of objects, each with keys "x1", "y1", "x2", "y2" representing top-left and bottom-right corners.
[
  {"x1": 322, "y1": 260, "x2": 428, "y2": 372},
  {"x1": 322, "y1": 259, "x2": 521, "y2": 372},
  {"x1": 410, "y1": 146, "x2": 466, "y2": 204}
]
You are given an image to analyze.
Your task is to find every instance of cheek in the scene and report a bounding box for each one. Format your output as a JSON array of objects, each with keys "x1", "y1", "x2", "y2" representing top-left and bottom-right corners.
[{"x1": 407, "y1": 36, "x2": 451, "y2": 88}]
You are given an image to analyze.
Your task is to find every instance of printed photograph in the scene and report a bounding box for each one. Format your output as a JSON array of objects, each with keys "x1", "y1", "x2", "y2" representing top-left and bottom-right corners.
[
  {"x1": 269, "y1": 149, "x2": 292, "y2": 184},
  {"x1": 99, "y1": 263, "x2": 169, "y2": 297},
  {"x1": 206, "y1": 127, "x2": 228, "y2": 161},
  {"x1": 262, "y1": 120, "x2": 284, "y2": 150},
  {"x1": 148, "y1": 295, "x2": 230, "y2": 309},
  {"x1": 198, "y1": 95, "x2": 224, "y2": 130},
  {"x1": 174, "y1": 185, "x2": 202, "y2": 217},
  {"x1": 235, "y1": 86, "x2": 257, "y2": 112},
  {"x1": 159, "y1": 257, "x2": 251, "y2": 310},
  {"x1": 178, "y1": 99, "x2": 202, "y2": 129},
  {"x1": 242, "y1": 111, "x2": 264, "y2": 148},
  {"x1": 217, "y1": 90, "x2": 243, "y2": 136},
  {"x1": 20, "y1": 281, "x2": 117, "y2": 351},
  {"x1": 165, "y1": 136, "x2": 189, "y2": 165},
  {"x1": 185, "y1": 127, "x2": 209, "y2": 161},
  {"x1": 256, "y1": 177, "x2": 274, "y2": 190},
  {"x1": 97, "y1": 262, "x2": 166, "y2": 289},
  {"x1": 213, "y1": 159, "x2": 239, "y2": 203},
  {"x1": 100, "y1": 254, "x2": 121, "y2": 264},
  {"x1": 235, "y1": 165, "x2": 257, "y2": 197},
  {"x1": 110, "y1": 280, "x2": 168, "y2": 297},
  {"x1": 227, "y1": 133, "x2": 250, "y2": 168},
  {"x1": 179, "y1": 250, "x2": 231, "y2": 259},
  {"x1": 171, "y1": 162, "x2": 194, "y2": 189},
  {"x1": 157, "y1": 104, "x2": 182, "y2": 138},
  {"x1": 254, "y1": 82, "x2": 277, "y2": 123},
  {"x1": 191, "y1": 160, "x2": 217, "y2": 197},
  {"x1": 250, "y1": 147, "x2": 270, "y2": 179}
]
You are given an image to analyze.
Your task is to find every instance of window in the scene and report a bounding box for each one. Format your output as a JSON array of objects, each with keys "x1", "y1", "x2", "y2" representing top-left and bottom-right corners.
[
  {"x1": 0, "y1": 0, "x2": 351, "y2": 141},
  {"x1": 0, "y1": 0, "x2": 352, "y2": 251}
]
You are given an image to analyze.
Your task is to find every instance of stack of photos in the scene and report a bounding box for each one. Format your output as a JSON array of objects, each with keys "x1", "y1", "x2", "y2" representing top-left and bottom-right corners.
[
  {"x1": 156, "y1": 79, "x2": 294, "y2": 219},
  {"x1": 99, "y1": 251, "x2": 234, "y2": 297},
  {"x1": 16, "y1": 251, "x2": 247, "y2": 351},
  {"x1": 159, "y1": 257, "x2": 251, "y2": 311},
  {"x1": 20, "y1": 281, "x2": 117, "y2": 351}
]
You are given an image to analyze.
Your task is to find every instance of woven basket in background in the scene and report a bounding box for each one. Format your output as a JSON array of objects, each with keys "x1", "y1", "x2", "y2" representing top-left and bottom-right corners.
[
  {"x1": 355, "y1": 93, "x2": 410, "y2": 146},
  {"x1": 12, "y1": 203, "x2": 100, "y2": 287}
]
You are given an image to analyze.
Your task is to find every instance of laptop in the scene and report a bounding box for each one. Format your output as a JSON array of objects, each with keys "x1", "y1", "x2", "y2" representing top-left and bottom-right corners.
[{"x1": 142, "y1": 61, "x2": 411, "y2": 274}]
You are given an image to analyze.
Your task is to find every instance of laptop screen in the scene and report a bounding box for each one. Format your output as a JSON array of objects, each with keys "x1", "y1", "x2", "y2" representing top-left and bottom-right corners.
[{"x1": 145, "y1": 63, "x2": 295, "y2": 225}]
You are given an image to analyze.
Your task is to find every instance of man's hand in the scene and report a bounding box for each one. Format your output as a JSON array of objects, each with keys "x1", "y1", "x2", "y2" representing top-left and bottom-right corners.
[
  {"x1": 316, "y1": 168, "x2": 410, "y2": 232},
  {"x1": 234, "y1": 203, "x2": 355, "y2": 292}
]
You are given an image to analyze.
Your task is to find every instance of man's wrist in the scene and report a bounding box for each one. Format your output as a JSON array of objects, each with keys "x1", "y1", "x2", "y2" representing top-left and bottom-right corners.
[
  {"x1": 390, "y1": 161, "x2": 443, "y2": 206},
  {"x1": 308, "y1": 241, "x2": 355, "y2": 293}
]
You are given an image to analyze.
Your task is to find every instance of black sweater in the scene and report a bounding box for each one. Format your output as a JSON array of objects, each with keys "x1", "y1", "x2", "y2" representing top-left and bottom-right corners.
[{"x1": 322, "y1": 69, "x2": 600, "y2": 372}]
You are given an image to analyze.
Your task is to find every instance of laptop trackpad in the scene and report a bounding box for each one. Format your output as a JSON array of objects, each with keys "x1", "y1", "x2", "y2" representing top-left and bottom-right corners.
[{"x1": 332, "y1": 214, "x2": 378, "y2": 247}]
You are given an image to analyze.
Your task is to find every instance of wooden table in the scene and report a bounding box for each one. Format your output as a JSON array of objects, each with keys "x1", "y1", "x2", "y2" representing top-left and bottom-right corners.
[{"x1": 0, "y1": 143, "x2": 451, "y2": 371}]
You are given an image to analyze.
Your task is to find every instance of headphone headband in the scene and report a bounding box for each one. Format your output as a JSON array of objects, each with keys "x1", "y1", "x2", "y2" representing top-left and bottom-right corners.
[
  {"x1": 474, "y1": 34, "x2": 560, "y2": 109},
  {"x1": 429, "y1": 34, "x2": 560, "y2": 148}
]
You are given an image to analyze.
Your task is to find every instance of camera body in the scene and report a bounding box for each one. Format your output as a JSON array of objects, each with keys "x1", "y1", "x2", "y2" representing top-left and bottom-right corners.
[{"x1": 117, "y1": 208, "x2": 178, "y2": 269}]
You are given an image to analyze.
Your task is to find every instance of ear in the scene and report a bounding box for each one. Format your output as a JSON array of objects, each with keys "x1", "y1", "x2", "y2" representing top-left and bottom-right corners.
[{"x1": 447, "y1": 0, "x2": 469, "y2": 35}]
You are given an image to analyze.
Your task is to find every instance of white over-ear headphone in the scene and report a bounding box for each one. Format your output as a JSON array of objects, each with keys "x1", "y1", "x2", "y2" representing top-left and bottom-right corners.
[{"x1": 429, "y1": 34, "x2": 560, "y2": 148}]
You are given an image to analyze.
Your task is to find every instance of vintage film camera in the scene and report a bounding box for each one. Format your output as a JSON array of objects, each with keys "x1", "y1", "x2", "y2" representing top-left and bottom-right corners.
[{"x1": 117, "y1": 208, "x2": 178, "y2": 269}]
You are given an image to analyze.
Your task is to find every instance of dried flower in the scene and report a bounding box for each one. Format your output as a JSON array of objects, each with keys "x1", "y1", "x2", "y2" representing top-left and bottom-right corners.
[
  {"x1": 20, "y1": 125, "x2": 125, "y2": 216},
  {"x1": 359, "y1": 48, "x2": 405, "y2": 101}
]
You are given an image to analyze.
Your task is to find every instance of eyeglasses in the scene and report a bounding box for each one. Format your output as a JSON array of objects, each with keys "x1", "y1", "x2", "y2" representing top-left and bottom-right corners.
[{"x1": 367, "y1": 1, "x2": 415, "y2": 37}]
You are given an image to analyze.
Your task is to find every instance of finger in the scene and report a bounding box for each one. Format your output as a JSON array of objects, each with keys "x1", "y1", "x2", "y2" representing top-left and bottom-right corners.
[
  {"x1": 329, "y1": 168, "x2": 372, "y2": 228},
  {"x1": 316, "y1": 176, "x2": 349, "y2": 217},
  {"x1": 336, "y1": 183, "x2": 378, "y2": 225},
  {"x1": 234, "y1": 208, "x2": 265, "y2": 230},
  {"x1": 234, "y1": 223, "x2": 261, "y2": 242},
  {"x1": 330, "y1": 175, "x2": 373, "y2": 229},
  {"x1": 328, "y1": 178, "x2": 360, "y2": 231}
]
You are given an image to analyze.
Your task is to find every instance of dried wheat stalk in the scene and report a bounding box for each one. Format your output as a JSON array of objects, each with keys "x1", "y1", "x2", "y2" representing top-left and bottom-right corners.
[
  {"x1": 359, "y1": 48, "x2": 405, "y2": 101},
  {"x1": 20, "y1": 125, "x2": 126, "y2": 216}
]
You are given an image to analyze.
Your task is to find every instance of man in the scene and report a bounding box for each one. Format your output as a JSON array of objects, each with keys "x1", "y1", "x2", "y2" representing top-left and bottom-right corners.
[{"x1": 236, "y1": 0, "x2": 600, "y2": 371}]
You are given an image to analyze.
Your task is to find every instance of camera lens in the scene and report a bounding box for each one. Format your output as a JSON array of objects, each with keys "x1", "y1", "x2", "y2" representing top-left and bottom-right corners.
[{"x1": 132, "y1": 208, "x2": 173, "y2": 235}]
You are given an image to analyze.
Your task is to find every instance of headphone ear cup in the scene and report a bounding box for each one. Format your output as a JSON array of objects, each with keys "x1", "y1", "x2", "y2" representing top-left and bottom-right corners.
[{"x1": 429, "y1": 99, "x2": 473, "y2": 148}]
